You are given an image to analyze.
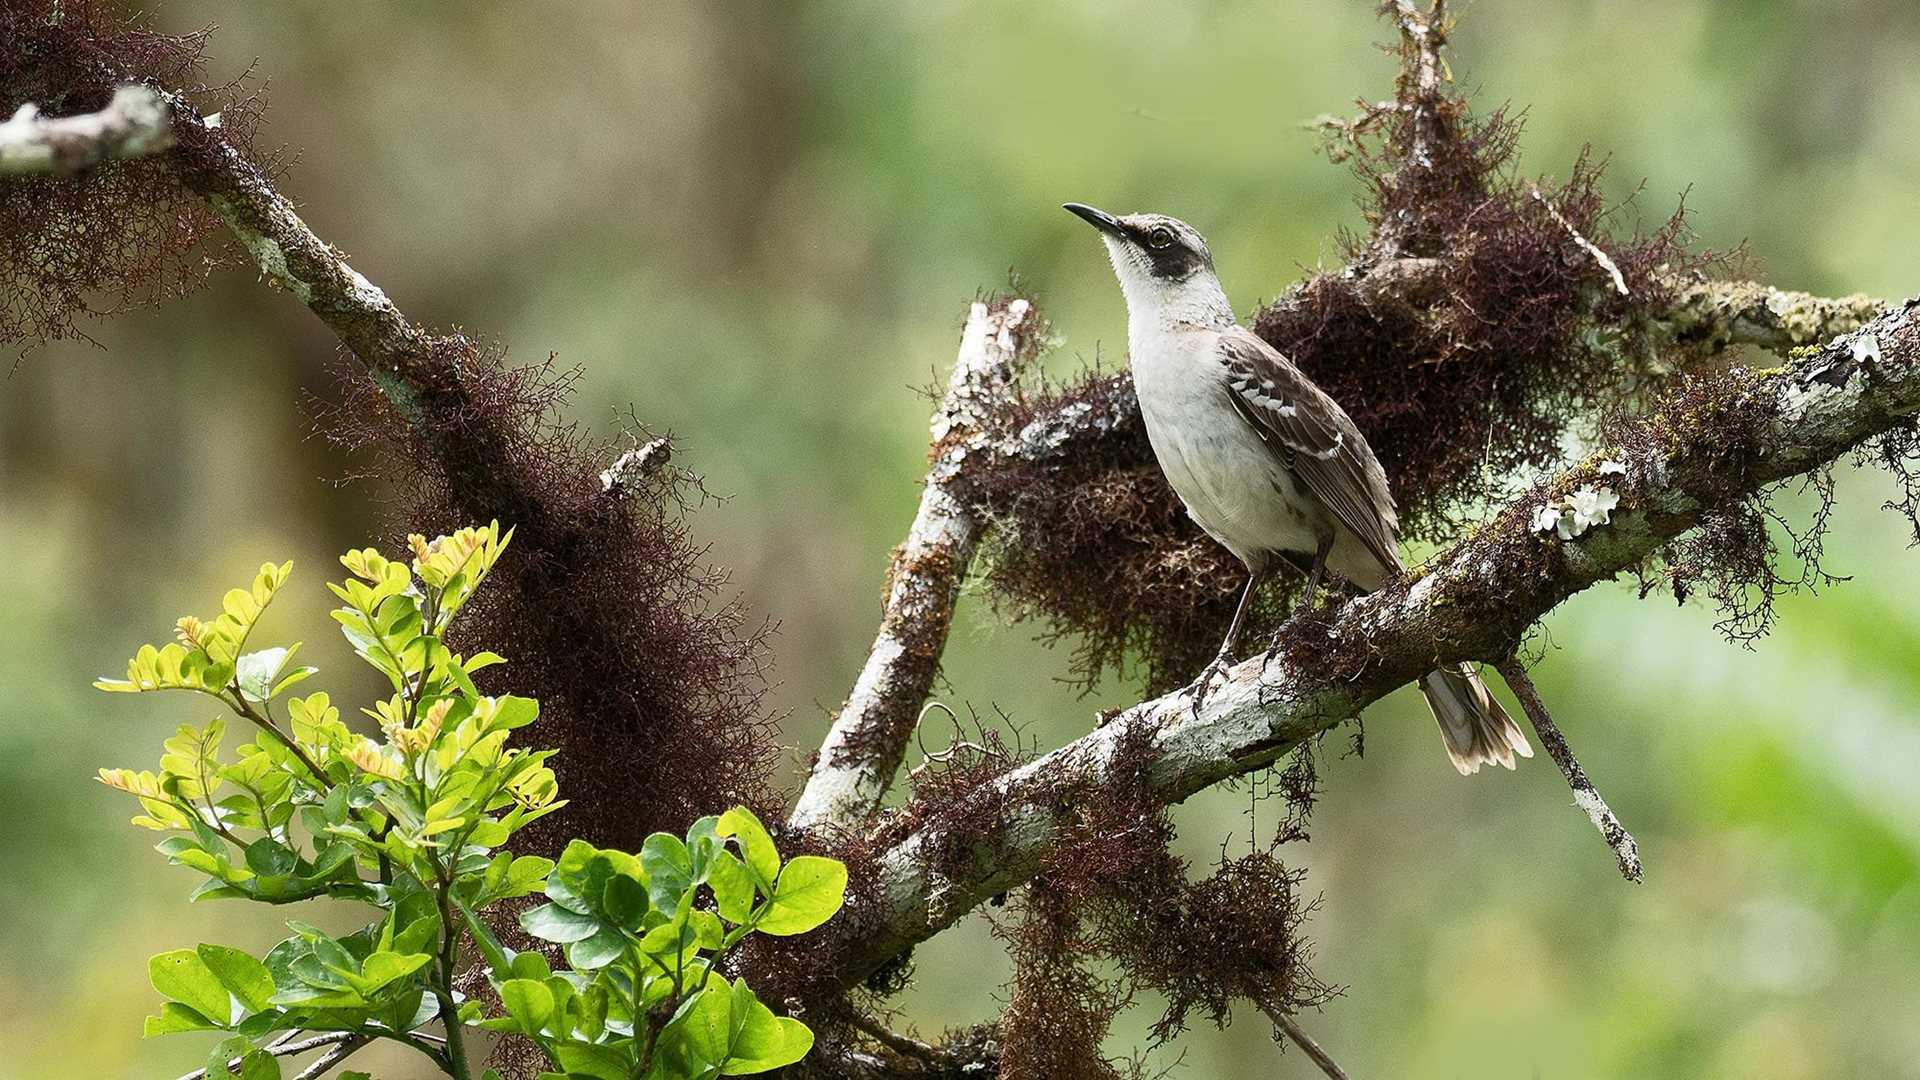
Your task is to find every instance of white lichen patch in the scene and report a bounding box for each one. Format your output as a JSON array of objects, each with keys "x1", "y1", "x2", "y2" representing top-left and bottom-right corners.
[{"x1": 1533, "y1": 484, "x2": 1621, "y2": 541}]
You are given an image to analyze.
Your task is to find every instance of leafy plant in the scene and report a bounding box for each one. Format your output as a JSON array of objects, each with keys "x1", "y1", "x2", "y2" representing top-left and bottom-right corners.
[{"x1": 94, "y1": 524, "x2": 843, "y2": 1079}]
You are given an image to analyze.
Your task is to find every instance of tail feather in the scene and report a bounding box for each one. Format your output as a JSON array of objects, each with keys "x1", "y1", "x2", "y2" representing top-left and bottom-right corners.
[{"x1": 1419, "y1": 665, "x2": 1533, "y2": 775}]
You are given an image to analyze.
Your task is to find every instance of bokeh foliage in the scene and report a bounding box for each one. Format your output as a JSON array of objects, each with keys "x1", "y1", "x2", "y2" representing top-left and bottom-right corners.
[{"x1": 4, "y1": 1, "x2": 1920, "y2": 1077}]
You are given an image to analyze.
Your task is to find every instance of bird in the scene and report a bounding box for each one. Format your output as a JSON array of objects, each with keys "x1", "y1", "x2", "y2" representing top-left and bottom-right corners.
[{"x1": 1064, "y1": 202, "x2": 1533, "y2": 774}]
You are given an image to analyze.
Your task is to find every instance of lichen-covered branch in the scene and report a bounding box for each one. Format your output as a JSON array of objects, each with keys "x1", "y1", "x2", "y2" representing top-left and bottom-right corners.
[
  {"x1": 166, "y1": 106, "x2": 429, "y2": 417},
  {"x1": 1494, "y1": 655, "x2": 1641, "y2": 882},
  {"x1": 790, "y1": 298, "x2": 1038, "y2": 830},
  {"x1": 831, "y1": 301, "x2": 1920, "y2": 984},
  {"x1": 0, "y1": 84, "x2": 174, "y2": 176},
  {"x1": 1661, "y1": 275, "x2": 1884, "y2": 358}
]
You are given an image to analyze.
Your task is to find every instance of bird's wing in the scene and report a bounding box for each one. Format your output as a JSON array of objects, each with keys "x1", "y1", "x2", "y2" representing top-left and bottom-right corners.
[{"x1": 1215, "y1": 324, "x2": 1402, "y2": 574}]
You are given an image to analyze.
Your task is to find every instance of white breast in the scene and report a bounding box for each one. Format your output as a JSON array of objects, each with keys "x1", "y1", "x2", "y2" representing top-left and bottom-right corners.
[{"x1": 1128, "y1": 321, "x2": 1325, "y2": 570}]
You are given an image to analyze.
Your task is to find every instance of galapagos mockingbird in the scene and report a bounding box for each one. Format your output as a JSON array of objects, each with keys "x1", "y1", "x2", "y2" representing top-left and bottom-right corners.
[{"x1": 1065, "y1": 203, "x2": 1533, "y2": 774}]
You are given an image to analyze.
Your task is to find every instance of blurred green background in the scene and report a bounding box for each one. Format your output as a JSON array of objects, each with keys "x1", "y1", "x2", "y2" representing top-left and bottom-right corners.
[{"x1": 5, "y1": 1, "x2": 1919, "y2": 1076}]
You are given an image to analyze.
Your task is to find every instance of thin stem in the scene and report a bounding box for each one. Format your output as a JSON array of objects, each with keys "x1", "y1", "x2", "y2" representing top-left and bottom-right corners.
[
  {"x1": 1257, "y1": 1002, "x2": 1352, "y2": 1080},
  {"x1": 291, "y1": 1034, "x2": 373, "y2": 1080},
  {"x1": 429, "y1": 875, "x2": 474, "y2": 1079},
  {"x1": 1494, "y1": 656, "x2": 1643, "y2": 883},
  {"x1": 227, "y1": 689, "x2": 331, "y2": 788},
  {"x1": 845, "y1": 1011, "x2": 951, "y2": 1065}
]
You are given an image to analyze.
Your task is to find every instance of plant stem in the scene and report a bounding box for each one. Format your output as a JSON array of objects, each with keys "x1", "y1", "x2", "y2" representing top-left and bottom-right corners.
[
  {"x1": 432, "y1": 868, "x2": 473, "y2": 1080},
  {"x1": 227, "y1": 689, "x2": 332, "y2": 787}
]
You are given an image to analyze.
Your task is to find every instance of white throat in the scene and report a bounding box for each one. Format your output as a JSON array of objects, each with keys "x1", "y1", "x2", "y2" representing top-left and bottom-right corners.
[{"x1": 1101, "y1": 235, "x2": 1235, "y2": 333}]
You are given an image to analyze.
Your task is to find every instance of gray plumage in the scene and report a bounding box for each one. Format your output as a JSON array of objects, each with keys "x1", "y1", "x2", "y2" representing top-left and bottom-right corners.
[{"x1": 1066, "y1": 203, "x2": 1532, "y2": 774}]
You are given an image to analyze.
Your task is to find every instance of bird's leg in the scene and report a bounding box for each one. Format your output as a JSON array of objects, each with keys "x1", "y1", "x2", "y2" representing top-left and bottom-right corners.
[
  {"x1": 1193, "y1": 569, "x2": 1262, "y2": 714},
  {"x1": 1296, "y1": 535, "x2": 1333, "y2": 618},
  {"x1": 1220, "y1": 568, "x2": 1262, "y2": 660},
  {"x1": 1264, "y1": 537, "x2": 1334, "y2": 674}
]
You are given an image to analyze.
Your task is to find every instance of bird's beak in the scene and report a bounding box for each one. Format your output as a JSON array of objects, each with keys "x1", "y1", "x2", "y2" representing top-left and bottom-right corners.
[{"x1": 1063, "y1": 202, "x2": 1125, "y2": 239}]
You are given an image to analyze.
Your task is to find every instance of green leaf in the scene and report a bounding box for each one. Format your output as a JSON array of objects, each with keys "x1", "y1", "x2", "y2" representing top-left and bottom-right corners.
[
  {"x1": 551, "y1": 1041, "x2": 629, "y2": 1080},
  {"x1": 235, "y1": 646, "x2": 294, "y2": 702},
  {"x1": 720, "y1": 981, "x2": 814, "y2": 1074},
  {"x1": 546, "y1": 839, "x2": 601, "y2": 913},
  {"x1": 640, "y1": 832, "x2": 693, "y2": 912},
  {"x1": 602, "y1": 872, "x2": 649, "y2": 931},
  {"x1": 706, "y1": 850, "x2": 754, "y2": 924},
  {"x1": 243, "y1": 838, "x2": 298, "y2": 877},
  {"x1": 144, "y1": 1001, "x2": 221, "y2": 1036},
  {"x1": 509, "y1": 951, "x2": 552, "y2": 981},
  {"x1": 721, "y1": 991, "x2": 810, "y2": 1060},
  {"x1": 564, "y1": 924, "x2": 628, "y2": 971},
  {"x1": 457, "y1": 897, "x2": 515, "y2": 980},
  {"x1": 758, "y1": 856, "x2": 848, "y2": 936},
  {"x1": 150, "y1": 949, "x2": 233, "y2": 1027},
  {"x1": 196, "y1": 944, "x2": 276, "y2": 1013},
  {"x1": 501, "y1": 978, "x2": 555, "y2": 1036},
  {"x1": 521, "y1": 902, "x2": 603, "y2": 944},
  {"x1": 716, "y1": 806, "x2": 779, "y2": 887},
  {"x1": 489, "y1": 695, "x2": 540, "y2": 731},
  {"x1": 237, "y1": 1048, "x2": 281, "y2": 1080},
  {"x1": 657, "y1": 983, "x2": 734, "y2": 1074},
  {"x1": 507, "y1": 855, "x2": 554, "y2": 894},
  {"x1": 347, "y1": 951, "x2": 432, "y2": 996}
]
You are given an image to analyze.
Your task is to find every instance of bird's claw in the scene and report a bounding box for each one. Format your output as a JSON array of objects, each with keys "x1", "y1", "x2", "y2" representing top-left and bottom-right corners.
[{"x1": 1188, "y1": 653, "x2": 1234, "y2": 717}]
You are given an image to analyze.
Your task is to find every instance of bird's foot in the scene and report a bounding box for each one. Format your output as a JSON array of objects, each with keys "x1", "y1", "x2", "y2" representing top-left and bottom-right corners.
[{"x1": 1188, "y1": 652, "x2": 1235, "y2": 717}]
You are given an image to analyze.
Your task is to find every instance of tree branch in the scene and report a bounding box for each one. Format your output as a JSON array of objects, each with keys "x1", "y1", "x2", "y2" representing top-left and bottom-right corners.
[
  {"x1": 167, "y1": 107, "x2": 428, "y2": 407},
  {"x1": 1258, "y1": 1003, "x2": 1352, "y2": 1080},
  {"x1": 1494, "y1": 655, "x2": 1641, "y2": 882},
  {"x1": 790, "y1": 298, "x2": 1039, "y2": 830},
  {"x1": 971, "y1": 266, "x2": 1880, "y2": 502},
  {"x1": 175, "y1": 1031, "x2": 361, "y2": 1080},
  {"x1": 830, "y1": 300, "x2": 1920, "y2": 984},
  {"x1": 290, "y1": 1034, "x2": 374, "y2": 1080},
  {"x1": 1661, "y1": 275, "x2": 1884, "y2": 358},
  {"x1": 0, "y1": 85, "x2": 175, "y2": 176}
]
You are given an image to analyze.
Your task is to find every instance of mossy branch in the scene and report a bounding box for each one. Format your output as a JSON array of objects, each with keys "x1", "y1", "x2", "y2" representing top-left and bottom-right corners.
[
  {"x1": 0, "y1": 84, "x2": 174, "y2": 176},
  {"x1": 831, "y1": 300, "x2": 1920, "y2": 985}
]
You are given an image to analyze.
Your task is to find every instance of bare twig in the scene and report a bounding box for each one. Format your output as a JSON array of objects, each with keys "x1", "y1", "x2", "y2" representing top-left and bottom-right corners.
[
  {"x1": 845, "y1": 1010, "x2": 952, "y2": 1065},
  {"x1": 175, "y1": 1031, "x2": 359, "y2": 1080},
  {"x1": 1532, "y1": 186, "x2": 1629, "y2": 297},
  {"x1": 1495, "y1": 656, "x2": 1642, "y2": 882},
  {"x1": 1259, "y1": 1002, "x2": 1353, "y2": 1080},
  {"x1": 789, "y1": 298, "x2": 1038, "y2": 830},
  {"x1": 0, "y1": 85, "x2": 175, "y2": 176},
  {"x1": 833, "y1": 306, "x2": 1920, "y2": 984},
  {"x1": 290, "y1": 1034, "x2": 374, "y2": 1080}
]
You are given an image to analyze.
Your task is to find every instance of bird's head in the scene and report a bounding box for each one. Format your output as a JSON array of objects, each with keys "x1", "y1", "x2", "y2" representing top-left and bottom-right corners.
[{"x1": 1064, "y1": 203, "x2": 1230, "y2": 327}]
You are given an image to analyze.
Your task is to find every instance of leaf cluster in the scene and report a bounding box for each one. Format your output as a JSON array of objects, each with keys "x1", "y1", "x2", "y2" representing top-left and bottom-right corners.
[
  {"x1": 470, "y1": 807, "x2": 843, "y2": 1077},
  {"x1": 94, "y1": 526, "x2": 844, "y2": 1080}
]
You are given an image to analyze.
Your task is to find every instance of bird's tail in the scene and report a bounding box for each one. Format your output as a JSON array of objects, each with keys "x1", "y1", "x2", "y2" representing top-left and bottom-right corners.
[{"x1": 1419, "y1": 665, "x2": 1534, "y2": 775}]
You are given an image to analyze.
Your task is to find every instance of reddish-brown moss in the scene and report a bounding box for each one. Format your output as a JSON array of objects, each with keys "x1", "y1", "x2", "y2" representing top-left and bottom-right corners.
[
  {"x1": 0, "y1": 0, "x2": 267, "y2": 353},
  {"x1": 320, "y1": 342, "x2": 785, "y2": 852},
  {"x1": 996, "y1": 722, "x2": 1328, "y2": 1076}
]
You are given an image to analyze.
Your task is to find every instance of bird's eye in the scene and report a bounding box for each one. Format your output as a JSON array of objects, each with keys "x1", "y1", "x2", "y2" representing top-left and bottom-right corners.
[{"x1": 1146, "y1": 226, "x2": 1175, "y2": 250}]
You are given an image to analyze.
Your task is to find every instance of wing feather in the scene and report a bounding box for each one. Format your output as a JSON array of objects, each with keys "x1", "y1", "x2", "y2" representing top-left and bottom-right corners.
[{"x1": 1215, "y1": 325, "x2": 1402, "y2": 574}]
